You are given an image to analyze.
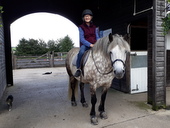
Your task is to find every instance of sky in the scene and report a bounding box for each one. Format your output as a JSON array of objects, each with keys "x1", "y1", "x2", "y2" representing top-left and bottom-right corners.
[{"x1": 10, "y1": 12, "x2": 79, "y2": 47}]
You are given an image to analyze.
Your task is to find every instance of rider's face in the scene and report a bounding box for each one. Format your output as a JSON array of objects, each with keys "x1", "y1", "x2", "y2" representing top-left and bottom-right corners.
[{"x1": 83, "y1": 15, "x2": 92, "y2": 23}]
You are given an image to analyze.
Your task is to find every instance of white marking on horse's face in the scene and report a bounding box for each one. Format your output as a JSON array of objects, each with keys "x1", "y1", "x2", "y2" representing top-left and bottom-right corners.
[{"x1": 110, "y1": 45, "x2": 126, "y2": 79}]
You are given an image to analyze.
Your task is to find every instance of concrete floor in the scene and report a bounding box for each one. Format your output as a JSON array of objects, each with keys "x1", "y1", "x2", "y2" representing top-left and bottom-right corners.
[{"x1": 0, "y1": 67, "x2": 170, "y2": 128}]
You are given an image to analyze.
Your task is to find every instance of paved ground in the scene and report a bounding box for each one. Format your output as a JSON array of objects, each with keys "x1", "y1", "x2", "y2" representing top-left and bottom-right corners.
[{"x1": 0, "y1": 67, "x2": 170, "y2": 128}]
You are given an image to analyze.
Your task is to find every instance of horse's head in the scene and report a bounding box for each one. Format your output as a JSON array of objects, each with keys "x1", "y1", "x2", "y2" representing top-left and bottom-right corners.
[{"x1": 108, "y1": 34, "x2": 130, "y2": 79}]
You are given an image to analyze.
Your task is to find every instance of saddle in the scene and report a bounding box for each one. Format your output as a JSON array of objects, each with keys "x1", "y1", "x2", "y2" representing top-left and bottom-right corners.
[{"x1": 72, "y1": 50, "x2": 90, "y2": 76}]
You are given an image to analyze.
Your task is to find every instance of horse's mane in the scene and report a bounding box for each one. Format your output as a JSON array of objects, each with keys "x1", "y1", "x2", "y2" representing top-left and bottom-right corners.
[{"x1": 92, "y1": 34, "x2": 130, "y2": 58}]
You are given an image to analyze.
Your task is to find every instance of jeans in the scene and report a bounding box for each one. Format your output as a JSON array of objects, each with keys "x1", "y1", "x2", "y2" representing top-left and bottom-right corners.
[{"x1": 76, "y1": 45, "x2": 90, "y2": 68}]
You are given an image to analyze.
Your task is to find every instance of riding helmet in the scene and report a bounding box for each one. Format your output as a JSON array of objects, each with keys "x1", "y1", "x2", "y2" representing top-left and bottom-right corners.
[{"x1": 82, "y1": 9, "x2": 93, "y2": 17}]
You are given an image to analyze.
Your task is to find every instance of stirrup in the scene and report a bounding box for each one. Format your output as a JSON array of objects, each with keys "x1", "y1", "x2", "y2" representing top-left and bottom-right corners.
[{"x1": 74, "y1": 69, "x2": 81, "y2": 77}]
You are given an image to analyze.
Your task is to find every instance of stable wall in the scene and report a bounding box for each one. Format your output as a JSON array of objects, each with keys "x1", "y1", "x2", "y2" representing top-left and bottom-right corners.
[
  {"x1": 0, "y1": 14, "x2": 7, "y2": 98},
  {"x1": 106, "y1": 0, "x2": 152, "y2": 93}
]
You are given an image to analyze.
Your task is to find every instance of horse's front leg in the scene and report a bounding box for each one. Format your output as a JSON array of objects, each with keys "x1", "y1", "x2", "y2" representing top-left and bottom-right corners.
[
  {"x1": 90, "y1": 88, "x2": 98, "y2": 125},
  {"x1": 79, "y1": 82, "x2": 88, "y2": 107},
  {"x1": 98, "y1": 89, "x2": 108, "y2": 119}
]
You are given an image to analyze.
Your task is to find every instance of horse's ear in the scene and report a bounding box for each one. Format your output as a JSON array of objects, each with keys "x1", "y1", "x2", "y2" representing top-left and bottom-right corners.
[
  {"x1": 123, "y1": 34, "x2": 130, "y2": 43},
  {"x1": 109, "y1": 33, "x2": 113, "y2": 42}
]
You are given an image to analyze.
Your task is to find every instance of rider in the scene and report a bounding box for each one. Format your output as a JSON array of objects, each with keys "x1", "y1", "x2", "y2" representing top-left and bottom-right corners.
[{"x1": 74, "y1": 9, "x2": 100, "y2": 77}]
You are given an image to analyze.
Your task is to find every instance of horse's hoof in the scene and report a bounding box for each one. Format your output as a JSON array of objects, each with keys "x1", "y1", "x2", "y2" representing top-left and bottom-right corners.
[
  {"x1": 71, "y1": 101, "x2": 77, "y2": 106},
  {"x1": 91, "y1": 116, "x2": 98, "y2": 125},
  {"x1": 82, "y1": 102, "x2": 88, "y2": 108},
  {"x1": 100, "y1": 112, "x2": 108, "y2": 119}
]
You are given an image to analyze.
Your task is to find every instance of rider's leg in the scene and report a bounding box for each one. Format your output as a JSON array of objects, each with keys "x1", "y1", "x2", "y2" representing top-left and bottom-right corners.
[{"x1": 74, "y1": 45, "x2": 90, "y2": 77}]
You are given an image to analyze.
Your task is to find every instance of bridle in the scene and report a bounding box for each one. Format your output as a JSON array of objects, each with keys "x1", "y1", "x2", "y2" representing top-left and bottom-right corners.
[
  {"x1": 91, "y1": 49, "x2": 112, "y2": 75},
  {"x1": 111, "y1": 59, "x2": 125, "y2": 67},
  {"x1": 91, "y1": 49, "x2": 125, "y2": 75}
]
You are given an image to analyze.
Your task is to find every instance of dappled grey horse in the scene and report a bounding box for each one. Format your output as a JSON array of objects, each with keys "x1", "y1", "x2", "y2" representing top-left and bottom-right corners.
[{"x1": 65, "y1": 34, "x2": 130, "y2": 125}]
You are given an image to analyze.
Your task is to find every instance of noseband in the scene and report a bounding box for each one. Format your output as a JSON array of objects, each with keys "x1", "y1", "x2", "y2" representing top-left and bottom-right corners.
[{"x1": 112, "y1": 59, "x2": 125, "y2": 67}]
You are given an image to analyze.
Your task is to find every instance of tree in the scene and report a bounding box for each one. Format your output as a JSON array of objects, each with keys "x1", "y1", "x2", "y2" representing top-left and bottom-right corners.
[
  {"x1": 15, "y1": 38, "x2": 47, "y2": 56},
  {"x1": 27, "y1": 39, "x2": 40, "y2": 55},
  {"x1": 14, "y1": 35, "x2": 74, "y2": 56},
  {"x1": 47, "y1": 40, "x2": 58, "y2": 52},
  {"x1": 15, "y1": 38, "x2": 29, "y2": 55},
  {"x1": 57, "y1": 35, "x2": 74, "y2": 52},
  {"x1": 38, "y1": 39, "x2": 48, "y2": 54}
]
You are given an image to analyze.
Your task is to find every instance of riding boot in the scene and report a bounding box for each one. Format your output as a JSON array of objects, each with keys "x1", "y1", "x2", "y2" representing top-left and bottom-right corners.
[{"x1": 74, "y1": 69, "x2": 81, "y2": 77}]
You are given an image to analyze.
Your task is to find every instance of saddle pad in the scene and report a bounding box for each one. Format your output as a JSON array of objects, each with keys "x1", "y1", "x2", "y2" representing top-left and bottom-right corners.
[
  {"x1": 72, "y1": 51, "x2": 90, "y2": 67},
  {"x1": 72, "y1": 55, "x2": 77, "y2": 66}
]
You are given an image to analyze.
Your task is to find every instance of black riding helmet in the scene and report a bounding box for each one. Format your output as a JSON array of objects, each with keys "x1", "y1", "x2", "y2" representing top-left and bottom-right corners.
[{"x1": 82, "y1": 9, "x2": 93, "y2": 18}]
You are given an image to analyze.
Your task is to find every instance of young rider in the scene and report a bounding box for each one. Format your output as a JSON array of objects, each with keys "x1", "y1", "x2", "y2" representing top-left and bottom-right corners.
[{"x1": 74, "y1": 9, "x2": 100, "y2": 77}]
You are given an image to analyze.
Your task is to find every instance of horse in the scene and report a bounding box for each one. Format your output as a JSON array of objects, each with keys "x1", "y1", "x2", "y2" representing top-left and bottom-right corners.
[{"x1": 65, "y1": 33, "x2": 130, "y2": 125}]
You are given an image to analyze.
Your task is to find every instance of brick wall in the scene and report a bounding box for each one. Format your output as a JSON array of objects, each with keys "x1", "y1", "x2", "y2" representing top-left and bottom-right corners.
[
  {"x1": 148, "y1": 0, "x2": 166, "y2": 110},
  {"x1": 0, "y1": 14, "x2": 7, "y2": 98}
]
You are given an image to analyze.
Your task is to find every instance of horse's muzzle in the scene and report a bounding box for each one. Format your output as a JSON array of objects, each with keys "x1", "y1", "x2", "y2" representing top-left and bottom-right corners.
[
  {"x1": 114, "y1": 69, "x2": 125, "y2": 79},
  {"x1": 112, "y1": 59, "x2": 125, "y2": 79}
]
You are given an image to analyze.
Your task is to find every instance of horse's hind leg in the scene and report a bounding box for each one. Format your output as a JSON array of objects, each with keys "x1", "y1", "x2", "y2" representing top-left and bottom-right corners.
[
  {"x1": 79, "y1": 82, "x2": 88, "y2": 107},
  {"x1": 98, "y1": 89, "x2": 108, "y2": 119},
  {"x1": 70, "y1": 76, "x2": 78, "y2": 106}
]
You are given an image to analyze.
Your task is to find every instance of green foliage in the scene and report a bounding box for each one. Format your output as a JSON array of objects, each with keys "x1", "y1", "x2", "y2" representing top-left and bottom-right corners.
[
  {"x1": 38, "y1": 39, "x2": 48, "y2": 53},
  {"x1": 15, "y1": 38, "x2": 45, "y2": 56},
  {"x1": 0, "y1": 6, "x2": 4, "y2": 13},
  {"x1": 161, "y1": 0, "x2": 170, "y2": 35},
  {"x1": 47, "y1": 40, "x2": 59, "y2": 52},
  {"x1": 161, "y1": 15, "x2": 170, "y2": 35},
  {"x1": 152, "y1": 104, "x2": 166, "y2": 111},
  {"x1": 0, "y1": 6, "x2": 3, "y2": 27},
  {"x1": 57, "y1": 35, "x2": 74, "y2": 52},
  {"x1": 14, "y1": 35, "x2": 74, "y2": 56}
]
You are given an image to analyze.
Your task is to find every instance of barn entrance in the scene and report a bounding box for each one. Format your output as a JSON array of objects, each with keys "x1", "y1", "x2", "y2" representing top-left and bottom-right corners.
[
  {"x1": 0, "y1": 0, "x2": 167, "y2": 110},
  {"x1": 10, "y1": 12, "x2": 79, "y2": 69}
]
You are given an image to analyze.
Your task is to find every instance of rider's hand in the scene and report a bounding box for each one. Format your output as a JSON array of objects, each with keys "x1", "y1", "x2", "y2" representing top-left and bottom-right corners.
[{"x1": 90, "y1": 44, "x2": 94, "y2": 47}]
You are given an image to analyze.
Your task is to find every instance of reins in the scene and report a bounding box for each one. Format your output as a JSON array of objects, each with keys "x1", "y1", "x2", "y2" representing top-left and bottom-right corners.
[{"x1": 91, "y1": 48, "x2": 113, "y2": 75}]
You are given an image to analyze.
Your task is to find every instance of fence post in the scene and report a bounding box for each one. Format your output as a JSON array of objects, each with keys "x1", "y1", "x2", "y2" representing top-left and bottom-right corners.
[
  {"x1": 60, "y1": 52, "x2": 62, "y2": 59},
  {"x1": 50, "y1": 51, "x2": 54, "y2": 67},
  {"x1": 13, "y1": 55, "x2": 17, "y2": 69}
]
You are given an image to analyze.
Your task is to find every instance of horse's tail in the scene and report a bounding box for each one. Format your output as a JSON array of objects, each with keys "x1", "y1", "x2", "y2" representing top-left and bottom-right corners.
[
  {"x1": 65, "y1": 47, "x2": 79, "y2": 100},
  {"x1": 68, "y1": 75, "x2": 79, "y2": 100}
]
